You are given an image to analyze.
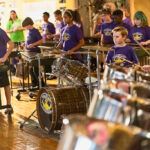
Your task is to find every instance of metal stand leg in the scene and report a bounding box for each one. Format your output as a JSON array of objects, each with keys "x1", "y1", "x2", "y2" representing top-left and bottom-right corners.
[
  {"x1": 87, "y1": 52, "x2": 92, "y2": 102},
  {"x1": 19, "y1": 109, "x2": 37, "y2": 128},
  {"x1": 38, "y1": 55, "x2": 41, "y2": 89},
  {"x1": 96, "y1": 50, "x2": 101, "y2": 88}
]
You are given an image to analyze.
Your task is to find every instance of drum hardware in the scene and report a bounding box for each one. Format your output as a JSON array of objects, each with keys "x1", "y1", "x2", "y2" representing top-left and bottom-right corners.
[{"x1": 58, "y1": 115, "x2": 150, "y2": 150}]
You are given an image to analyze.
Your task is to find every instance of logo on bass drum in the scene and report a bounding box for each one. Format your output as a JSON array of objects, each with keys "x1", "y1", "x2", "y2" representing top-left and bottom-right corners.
[{"x1": 40, "y1": 92, "x2": 52, "y2": 114}]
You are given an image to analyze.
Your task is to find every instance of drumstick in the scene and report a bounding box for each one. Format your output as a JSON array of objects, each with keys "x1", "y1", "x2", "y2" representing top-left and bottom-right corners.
[
  {"x1": 118, "y1": 57, "x2": 141, "y2": 68},
  {"x1": 134, "y1": 40, "x2": 150, "y2": 56}
]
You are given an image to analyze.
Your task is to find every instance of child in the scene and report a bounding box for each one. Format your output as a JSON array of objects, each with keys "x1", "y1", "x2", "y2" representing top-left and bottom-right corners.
[
  {"x1": 93, "y1": 14, "x2": 102, "y2": 38},
  {"x1": 73, "y1": 9, "x2": 84, "y2": 36},
  {"x1": 59, "y1": 9, "x2": 84, "y2": 61},
  {"x1": 42, "y1": 12, "x2": 55, "y2": 42},
  {"x1": 120, "y1": 7, "x2": 133, "y2": 28},
  {"x1": 112, "y1": 9, "x2": 131, "y2": 33},
  {"x1": 100, "y1": 9, "x2": 116, "y2": 45},
  {"x1": 22, "y1": 17, "x2": 44, "y2": 87},
  {"x1": 48, "y1": 10, "x2": 66, "y2": 40},
  {"x1": 106, "y1": 26, "x2": 139, "y2": 67},
  {"x1": 127, "y1": 11, "x2": 150, "y2": 44},
  {"x1": 0, "y1": 28, "x2": 14, "y2": 114}
]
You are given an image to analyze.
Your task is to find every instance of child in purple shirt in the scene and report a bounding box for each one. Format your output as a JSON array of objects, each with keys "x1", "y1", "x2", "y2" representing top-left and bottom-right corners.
[
  {"x1": 22, "y1": 17, "x2": 45, "y2": 87},
  {"x1": 101, "y1": 9, "x2": 116, "y2": 45},
  {"x1": 42, "y1": 12, "x2": 55, "y2": 42},
  {"x1": 59, "y1": 9, "x2": 84, "y2": 61},
  {"x1": 0, "y1": 28, "x2": 14, "y2": 114},
  {"x1": 106, "y1": 26, "x2": 139, "y2": 67},
  {"x1": 127, "y1": 11, "x2": 150, "y2": 44}
]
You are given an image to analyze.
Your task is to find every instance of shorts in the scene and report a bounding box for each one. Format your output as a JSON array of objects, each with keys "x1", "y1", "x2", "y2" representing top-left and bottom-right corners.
[{"x1": 0, "y1": 71, "x2": 9, "y2": 87}]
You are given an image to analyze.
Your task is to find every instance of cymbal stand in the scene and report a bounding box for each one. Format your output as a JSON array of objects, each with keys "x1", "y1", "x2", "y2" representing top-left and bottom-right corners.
[
  {"x1": 96, "y1": 50, "x2": 101, "y2": 88},
  {"x1": 87, "y1": 51, "x2": 92, "y2": 102}
]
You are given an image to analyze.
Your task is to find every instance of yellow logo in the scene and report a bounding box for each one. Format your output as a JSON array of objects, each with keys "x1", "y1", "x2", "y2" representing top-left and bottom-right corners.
[{"x1": 133, "y1": 32, "x2": 143, "y2": 41}]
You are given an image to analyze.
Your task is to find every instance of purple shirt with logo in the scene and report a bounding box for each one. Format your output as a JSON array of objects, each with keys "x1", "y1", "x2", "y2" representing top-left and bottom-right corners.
[
  {"x1": 101, "y1": 21, "x2": 116, "y2": 44},
  {"x1": 129, "y1": 26, "x2": 150, "y2": 43},
  {"x1": 56, "y1": 21, "x2": 65, "y2": 34},
  {"x1": 95, "y1": 24, "x2": 101, "y2": 34},
  {"x1": 60, "y1": 24, "x2": 83, "y2": 60},
  {"x1": 106, "y1": 45, "x2": 139, "y2": 66},
  {"x1": 42, "y1": 22, "x2": 55, "y2": 35},
  {"x1": 123, "y1": 18, "x2": 133, "y2": 28},
  {"x1": 26, "y1": 28, "x2": 42, "y2": 52},
  {"x1": 0, "y1": 28, "x2": 10, "y2": 58}
]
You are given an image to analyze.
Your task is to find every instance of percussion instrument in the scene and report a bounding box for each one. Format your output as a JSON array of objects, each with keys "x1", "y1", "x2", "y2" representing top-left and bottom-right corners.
[
  {"x1": 36, "y1": 86, "x2": 90, "y2": 132},
  {"x1": 82, "y1": 45, "x2": 114, "y2": 52},
  {"x1": 103, "y1": 65, "x2": 133, "y2": 82},
  {"x1": 57, "y1": 115, "x2": 150, "y2": 150},
  {"x1": 87, "y1": 88, "x2": 134, "y2": 125},
  {"x1": 52, "y1": 58, "x2": 88, "y2": 85}
]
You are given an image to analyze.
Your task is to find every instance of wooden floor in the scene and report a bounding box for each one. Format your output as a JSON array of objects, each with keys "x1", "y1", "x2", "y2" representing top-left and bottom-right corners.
[{"x1": 0, "y1": 77, "x2": 58, "y2": 150}]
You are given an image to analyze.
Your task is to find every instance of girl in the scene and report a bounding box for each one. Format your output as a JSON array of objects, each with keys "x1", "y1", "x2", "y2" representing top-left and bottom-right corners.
[
  {"x1": 73, "y1": 9, "x2": 84, "y2": 36},
  {"x1": 92, "y1": 14, "x2": 102, "y2": 38},
  {"x1": 59, "y1": 9, "x2": 84, "y2": 61},
  {"x1": 127, "y1": 11, "x2": 150, "y2": 44},
  {"x1": 120, "y1": 7, "x2": 133, "y2": 28}
]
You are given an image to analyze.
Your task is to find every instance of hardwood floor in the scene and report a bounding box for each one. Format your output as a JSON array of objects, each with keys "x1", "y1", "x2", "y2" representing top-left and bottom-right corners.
[{"x1": 0, "y1": 77, "x2": 58, "y2": 150}]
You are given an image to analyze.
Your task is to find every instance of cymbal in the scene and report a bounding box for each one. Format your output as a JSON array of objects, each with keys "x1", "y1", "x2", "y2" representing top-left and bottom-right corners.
[{"x1": 82, "y1": 45, "x2": 114, "y2": 51}]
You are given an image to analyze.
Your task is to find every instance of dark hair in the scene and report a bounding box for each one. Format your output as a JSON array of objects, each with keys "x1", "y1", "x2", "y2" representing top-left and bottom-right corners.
[
  {"x1": 9, "y1": 10, "x2": 18, "y2": 22},
  {"x1": 54, "y1": 9, "x2": 62, "y2": 15},
  {"x1": 73, "y1": 9, "x2": 82, "y2": 24},
  {"x1": 43, "y1": 12, "x2": 50, "y2": 17},
  {"x1": 112, "y1": 9, "x2": 123, "y2": 17},
  {"x1": 101, "y1": 8, "x2": 111, "y2": 15},
  {"x1": 22, "y1": 17, "x2": 34, "y2": 27},
  {"x1": 64, "y1": 9, "x2": 74, "y2": 19}
]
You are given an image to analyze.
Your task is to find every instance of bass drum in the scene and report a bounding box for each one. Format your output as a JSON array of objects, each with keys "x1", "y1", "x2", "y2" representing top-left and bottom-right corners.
[{"x1": 36, "y1": 86, "x2": 90, "y2": 133}]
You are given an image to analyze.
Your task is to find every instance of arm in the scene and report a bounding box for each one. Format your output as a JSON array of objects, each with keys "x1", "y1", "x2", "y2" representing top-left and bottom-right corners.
[
  {"x1": 28, "y1": 39, "x2": 43, "y2": 48},
  {"x1": 0, "y1": 40, "x2": 14, "y2": 63},
  {"x1": 140, "y1": 40, "x2": 150, "y2": 45},
  {"x1": 68, "y1": 39, "x2": 85, "y2": 54}
]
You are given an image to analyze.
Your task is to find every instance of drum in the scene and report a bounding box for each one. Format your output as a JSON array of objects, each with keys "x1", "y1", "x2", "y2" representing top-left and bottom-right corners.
[
  {"x1": 87, "y1": 88, "x2": 134, "y2": 125},
  {"x1": 57, "y1": 115, "x2": 150, "y2": 150},
  {"x1": 103, "y1": 65, "x2": 133, "y2": 82},
  {"x1": 36, "y1": 86, "x2": 90, "y2": 132},
  {"x1": 52, "y1": 58, "x2": 88, "y2": 85}
]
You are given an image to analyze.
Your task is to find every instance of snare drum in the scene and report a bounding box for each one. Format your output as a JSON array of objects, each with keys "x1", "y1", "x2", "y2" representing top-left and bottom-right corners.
[
  {"x1": 52, "y1": 58, "x2": 88, "y2": 85},
  {"x1": 36, "y1": 86, "x2": 90, "y2": 133},
  {"x1": 103, "y1": 65, "x2": 133, "y2": 82},
  {"x1": 57, "y1": 115, "x2": 150, "y2": 150}
]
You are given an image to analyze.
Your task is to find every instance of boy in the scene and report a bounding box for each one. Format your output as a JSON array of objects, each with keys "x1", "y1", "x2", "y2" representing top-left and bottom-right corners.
[
  {"x1": 42, "y1": 12, "x2": 55, "y2": 42},
  {"x1": 112, "y1": 9, "x2": 131, "y2": 33},
  {"x1": 47, "y1": 10, "x2": 65, "y2": 40},
  {"x1": 22, "y1": 17, "x2": 44, "y2": 87},
  {"x1": 106, "y1": 26, "x2": 139, "y2": 67},
  {"x1": 0, "y1": 28, "x2": 14, "y2": 114},
  {"x1": 100, "y1": 9, "x2": 116, "y2": 45}
]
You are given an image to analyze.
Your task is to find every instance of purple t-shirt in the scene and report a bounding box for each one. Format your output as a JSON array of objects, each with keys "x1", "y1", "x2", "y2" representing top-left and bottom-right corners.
[
  {"x1": 60, "y1": 24, "x2": 83, "y2": 60},
  {"x1": 42, "y1": 22, "x2": 55, "y2": 35},
  {"x1": 56, "y1": 21, "x2": 66, "y2": 34},
  {"x1": 0, "y1": 28, "x2": 10, "y2": 58},
  {"x1": 129, "y1": 26, "x2": 150, "y2": 43},
  {"x1": 123, "y1": 18, "x2": 133, "y2": 28},
  {"x1": 101, "y1": 21, "x2": 116, "y2": 44},
  {"x1": 106, "y1": 45, "x2": 139, "y2": 66},
  {"x1": 74, "y1": 21, "x2": 84, "y2": 36},
  {"x1": 26, "y1": 28, "x2": 42, "y2": 52},
  {"x1": 95, "y1": 24, "x2": 101, "y2": 34}
]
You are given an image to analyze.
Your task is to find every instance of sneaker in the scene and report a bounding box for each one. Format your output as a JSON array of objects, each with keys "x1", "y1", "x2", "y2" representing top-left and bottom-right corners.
[{"x1": 5, "y1": 107, "x2": 14, "y2": 115}]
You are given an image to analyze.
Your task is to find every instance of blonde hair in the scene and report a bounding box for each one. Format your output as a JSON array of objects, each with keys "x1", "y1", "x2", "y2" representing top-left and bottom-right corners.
[
  {"x1": 112, "y1": 26, "x2": 128, "y2": 37},
  {"x1": 103, "y1": 2, "x2": 116, "y2": 13}
]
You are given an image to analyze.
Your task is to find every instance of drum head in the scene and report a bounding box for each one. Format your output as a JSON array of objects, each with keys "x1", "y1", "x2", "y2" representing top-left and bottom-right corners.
[{"x1": 36, "y1": 88, "x2": 53, "y2": 133}]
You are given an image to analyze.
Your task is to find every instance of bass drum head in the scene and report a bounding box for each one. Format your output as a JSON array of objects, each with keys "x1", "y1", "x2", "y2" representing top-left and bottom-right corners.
[{"x1": 36, "y1": 88, "x2": 53, "y2": 133}]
